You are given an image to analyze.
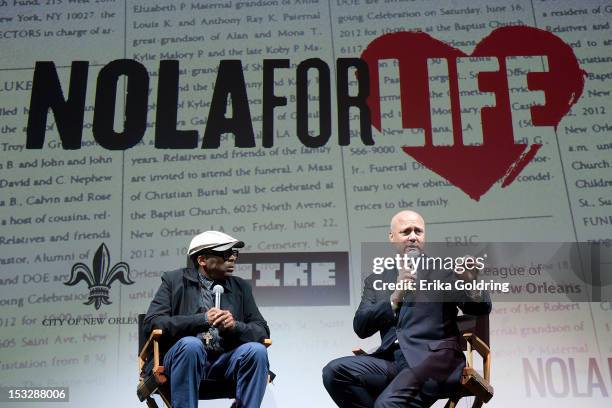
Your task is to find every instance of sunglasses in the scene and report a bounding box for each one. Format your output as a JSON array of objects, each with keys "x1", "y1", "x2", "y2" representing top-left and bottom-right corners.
[{"x1": 204, "y1": 249, "x2": 239, "y2": 260}]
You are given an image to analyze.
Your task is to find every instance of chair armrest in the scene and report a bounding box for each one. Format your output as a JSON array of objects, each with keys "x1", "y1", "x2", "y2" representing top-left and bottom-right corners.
[
  {"x1": 461, "y1": 367, "x2": 494, "y2": 402},
  {"x1": 263, "y1": 339, "x2": 272, "y2": 348},
  {"x1": 138, "y1": 329, "x2": 163, "y2": 371},
  {"x1": 464, "y1": 333, "x2": 490, "y2": 358},
  {"x1": 463, "y1": 333, "x2": 491, "y2": 383}
]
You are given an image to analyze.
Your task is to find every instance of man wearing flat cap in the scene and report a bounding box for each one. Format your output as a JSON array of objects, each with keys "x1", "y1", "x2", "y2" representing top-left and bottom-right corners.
[{"x1": 144, "y1": 231, "x2": 270, "y2": 408}]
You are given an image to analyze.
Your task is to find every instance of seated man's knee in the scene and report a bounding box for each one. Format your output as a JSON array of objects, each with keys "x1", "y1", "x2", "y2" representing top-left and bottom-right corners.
[
  {"x1": 241, "y1": 342, "x2": 268, "y2": 365},
  {"x1": 322, "y1": 358, "x2": 343, "y2": 388},
  {"x1": 175, "y1": 336, "x2": 206, "y2": 358}
]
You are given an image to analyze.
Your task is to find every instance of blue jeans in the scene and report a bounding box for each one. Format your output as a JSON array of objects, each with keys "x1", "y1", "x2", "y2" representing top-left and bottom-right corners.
[{"x1": 163, "y1": 337, "x2": 268, "y2": 408}]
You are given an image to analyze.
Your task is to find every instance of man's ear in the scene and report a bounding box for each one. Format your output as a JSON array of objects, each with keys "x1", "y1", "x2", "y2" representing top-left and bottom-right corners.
[
  {"x1": 388, "y1": 231, "x2": 393, "y2": 242},
  {"x1": 196, "y1": 255, "x2": 207, "y2": 267}
]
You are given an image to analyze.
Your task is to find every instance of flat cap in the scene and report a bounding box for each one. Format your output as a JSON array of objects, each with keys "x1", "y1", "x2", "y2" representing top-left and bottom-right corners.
[{"x1": 188, "y1": 230, "x2": 245, "y2": 255}]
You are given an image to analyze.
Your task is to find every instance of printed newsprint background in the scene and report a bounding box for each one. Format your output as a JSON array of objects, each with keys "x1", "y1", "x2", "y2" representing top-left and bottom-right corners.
[{"x1": 0, "y1": 0, "x2": 610, "y2": 406}]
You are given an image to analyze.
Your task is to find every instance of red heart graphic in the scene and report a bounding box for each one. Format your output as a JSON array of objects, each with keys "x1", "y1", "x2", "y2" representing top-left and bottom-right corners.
[{"x1": 361, "y1": 26, "x2": 586, "y2": 200}]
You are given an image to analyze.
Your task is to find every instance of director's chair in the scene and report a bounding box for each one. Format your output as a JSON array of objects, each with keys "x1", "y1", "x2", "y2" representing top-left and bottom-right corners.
[{"x1": 136, "y1": 314, "x2": 273, "y2": 408}]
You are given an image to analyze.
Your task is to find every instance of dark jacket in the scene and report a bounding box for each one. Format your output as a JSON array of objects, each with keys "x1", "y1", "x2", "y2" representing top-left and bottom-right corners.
[
  {"x1": 144, "y1": 267, "x2": 270, "y2": 359},
  {"x1": 353, "y1": 267, "x2": 491, "y2": 396}
]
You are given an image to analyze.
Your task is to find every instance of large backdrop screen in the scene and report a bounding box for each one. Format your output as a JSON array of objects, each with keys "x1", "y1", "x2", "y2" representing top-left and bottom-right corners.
[{"x1": 1, "y1": 0, "x2": 611, "y2": 407}]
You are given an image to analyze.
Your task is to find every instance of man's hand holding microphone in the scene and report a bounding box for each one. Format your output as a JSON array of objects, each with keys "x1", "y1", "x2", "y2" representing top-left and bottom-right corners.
[{"x1": 390, "y1": 257, "x2": 418, "y2": 313}]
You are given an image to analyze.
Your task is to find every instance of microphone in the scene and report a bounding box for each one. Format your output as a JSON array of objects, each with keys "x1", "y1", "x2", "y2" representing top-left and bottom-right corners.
[
  {"x1": 213, "y1": 285, "x2": 224, "y2": 309},
  {"x1": 406, "y1": 249, "x2": 420, "y2": 275}
]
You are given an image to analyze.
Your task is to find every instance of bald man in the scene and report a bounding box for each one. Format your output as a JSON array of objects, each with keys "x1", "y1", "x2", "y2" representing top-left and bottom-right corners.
[{"x1": 322, "y1": 210, "x2": 491, "y2": 408}]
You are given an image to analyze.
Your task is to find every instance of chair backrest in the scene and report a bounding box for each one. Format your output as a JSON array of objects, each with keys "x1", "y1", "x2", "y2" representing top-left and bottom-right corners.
[
  {"x1": 138, "y1": 313, "x2": 146, "y2": 353},
  {"x1": 457, "y1": 314, "x2": 489, "y2": 349}
]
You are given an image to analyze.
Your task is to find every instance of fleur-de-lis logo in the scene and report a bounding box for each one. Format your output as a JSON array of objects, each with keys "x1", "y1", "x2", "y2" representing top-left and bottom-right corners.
[{"x1": 64, "y1": 243, "x2": 133, "y2": 309}]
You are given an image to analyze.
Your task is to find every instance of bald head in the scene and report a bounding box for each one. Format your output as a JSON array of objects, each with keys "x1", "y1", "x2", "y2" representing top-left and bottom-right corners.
[
  {"x1": 389, "y1": 210, "x2": 425, "y2": 254},
  {"x1": 390, "y1": 210, "x2": 424, "y2": 231}
]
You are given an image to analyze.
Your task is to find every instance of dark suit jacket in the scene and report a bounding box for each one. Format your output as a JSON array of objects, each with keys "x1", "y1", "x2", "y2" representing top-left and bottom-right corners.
[
  {"x1": 144, "y1": 267, "x2": 270, "y2": 362},
  {"x1": 354, "y1": 266, "x2": 491, "y2": 396}
]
